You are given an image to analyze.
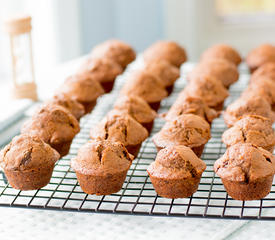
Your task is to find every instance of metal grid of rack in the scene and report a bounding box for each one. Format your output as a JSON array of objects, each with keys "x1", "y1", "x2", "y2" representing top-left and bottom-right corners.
[{"x1": 1, "y1": 65, "x2": 275, "y2": 220}]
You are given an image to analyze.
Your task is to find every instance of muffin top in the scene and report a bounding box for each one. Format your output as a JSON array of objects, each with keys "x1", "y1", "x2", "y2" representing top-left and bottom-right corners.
[
  {"x1": 78, "y1": 57, "x2": 123, "y2": 83},
  {"x1": 246, "y1": 44, "x2": 275, "y2": 71},
  {"x1": 0, "y1": 134, "x2": 60, "y2": 171},
  {"x1": 90, "y1": 111, "x2": 148, "y2": 146},
  {"x1": 71, "y1": 139, "x2": 133, "y2": 175},
  {"x1": 48, "y1": 94, "x2": 85, "y2": 120},
  {"x1": 222, "y1": 115, "x2": 275, "y2": 149},
  {"x1": 143, "y1": 41, "x2": 187, "y2": 68},
  {"x1": 223, "y1": 96, "x2": 275, "y2": 127},
  {"x1": 188, "y1": 58, "x2": 239, "y2": 88},
  {"x1": 147, "y1": 145, "x2": 206, "y2": 179},
  {"x1": 165, "y1": 95, "x2": 218, "y2": 123},
  {"x1": 144, "y1": 60, "x2": 180, "y2": 87},
  {"x1": 113, "y1": 95, "x2": 157, "y2": 124},
  {"x1": 121, "y1": 70, "x2": 168, "y2": 103},
  {"x1": 90, "y1": 39, "x2": 136, "y2": 69},
  {"x1": 214, "y1": 143, "x2": 275, "y2": 182},
  {"x1": 153, "y1": 114, "x2": 211, "y2": 148},
  {"x1": 200, "y1": 44, "x2": 242, "y2": 66},
  {"x1": 250, "y1": 62, "x2": 275, "y2": 83},
  {"x1": 56, "y1": 73, "x2": 105, "y2": 102},
  {"x1": 21, "y1": 104, "x2": 80, "y2": 145},
  {"x1": 184, "y1": 75, "x2": 229, "y2": 107}
]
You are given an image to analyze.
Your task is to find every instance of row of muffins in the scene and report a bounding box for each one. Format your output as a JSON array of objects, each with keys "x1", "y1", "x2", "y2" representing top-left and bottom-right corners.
[
  {"x1": 71, "y1": 41, "x2": 188, "y2": 195},
  {"x1": 147, "y1": 44, "x2": 241, "y2": 199},
  {"x1": 0, "y1": 39, "x2": 137, "y2": 191}
]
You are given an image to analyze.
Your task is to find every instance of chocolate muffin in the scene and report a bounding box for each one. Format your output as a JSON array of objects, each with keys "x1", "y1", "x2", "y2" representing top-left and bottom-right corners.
[
  {"x1": 78, "y1": 57, "x2": 123, "y2": 93},
  {"x1": 250, "y1": 62, "x2": 275, "y2": 84},
  {"x1": 90, "y1": 39, "x2": 136, "y2": 69},
  {"x1": 56, "y1": 73, "x2": 105, "y2": 114},
  {"x1": 143, "y1": 41, "x2": 187, "y2": 68},
  {"x1": 184, "y1": 75, "x2": 229, "y2": 111},
  {"x1": 164, "y1": 95, "x2": 218, "y2": 125},
  {"x1": 223, "y1": 96, "x2": 275, "y2": 127},
  {"x1": 188, "y1": 58, "x2": 239, "y2": 88},
  {"x1": 0, "y1": 134, "x2": 60, "y2": 190},
  {"x1": 71, "y1": 139, "x2": 133, "y2": 195},
  {"x1": 47, "y1": 94, "x2": 85, "y2": 121},
  {"x1": 246, "y1": 44, "x2": 275, "y2": 72},
  {"x1": 152, "y1": 114, "x2": 211, "y2": 157},
  {"x1": 90, "y1": 112, "x2": 148, "y2": 158},
  {"x1": 214, "y1": 143, "x2": 275, "y2": 200},
  {"x1": 113, "y1": 95, "x2": 157, "y2": 133},
  {"x1": 21, "y1": 104, "x2": 80, "y2": 157},
  {"x1": 200, "y1": 44, "x2": 242, "y2": 66},
  {"x1": 147, "y1": 145, "x2": 206, "y2": 199},
  {"x1": 120, "y1": 70, "x2": 168, "y2": 111},
  {"x1": 144, "y1": 60, "x2": 180, "y2": 95},
  {"x1": 222, "y1": 115, "x2": 275, "y2": 152}
]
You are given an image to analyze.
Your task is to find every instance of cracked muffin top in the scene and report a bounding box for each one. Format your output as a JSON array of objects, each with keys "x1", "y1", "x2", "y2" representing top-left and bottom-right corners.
[
  {"x1": 21, "y1": 104, "x2": 80, "y2": 145},
  {"x1": 0, "y1": 134, "x2": 59, "y2": 171},
  {"x1": 78, "y1": 57, "x2": 123, "y2": 83},
  {"x1": 120, "y1": 70, "x2": 168, "y2": 103},
  {"x1": 153, "y1": 114, "x2": 211, "y2": 148},
  {"x1": 214, "y1": 143, "x2": 275, "y2": 182},
  {"x1": 90, "y1": 39, "x2": 136, "y2": 69},
  {"x1": 144, "y1": 60, "x2": 180, "y2": 87},
  {"x1": 113, "y1": 95, "x2": 157, "y2": 124},
  {"x1": 147, "y1": 145, "x2": 206, "y2": 179},
  {"x1": 71, "y1": 139, "x2": 133, "y2": 174},
  {"x1": 143, "y1": 41, "x2": 187, "y2": 68},
  {"x1": 188, "y1": 58, "x2": 239, "y2": 88},
  {"x1": 164, "y1": 95, "x2": 218, "y2": 124},
  {"x1": 90, "y1": 111, "x2": 148, "y2": 146},
  {"x1": 200, "y1": 44, "x2": 242, "y2": 66},
  {"x1": 250, "y1": 62, "x2": 275, "y2": 83},
  {"x1": 222, "y1": 115, "x2": 275, "y2": 151}
]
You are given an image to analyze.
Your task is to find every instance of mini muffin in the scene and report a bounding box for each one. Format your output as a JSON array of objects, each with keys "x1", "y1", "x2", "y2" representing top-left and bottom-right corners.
[
  {"x1": 250, "y1": 62, "x2": 275, "y2": 84},
  {"x1": 222, "y1": 115, "x2": 275, "y2": 152},
  {"x1": 90, "y1": 112, "x2": 148, "y2": 158},
  {"x1": 223, "y1": 96, "x2": 275, "y2": 127},
  {"x1": 152, "y1": 114, "x2": 211, "y2": 157},
  {"x1": 21, "y1": 104, "x2": 80, "y2": 157},
  {"x1": 47, "y1": 94, "x2": 85, "y2": 121},
  {"x1": 188, "y1": 58, "x2": 239, "y2": 88},
  {"x1": 120, "y1": 70, "x2": 168, "y2": 111},
  {"x1": 144, "y1": 60, "x2": 180, "y2": 95},
  {"x1": 78, "y1": 57, "x2": 123, "y2": 93},
  {"x1": 184, "y1": 75, "x2": 229, "y2": 111},
  {"x1": 214, "y1": 143, "x2": 275, "y2": 200},
  {"x1": 0, "y1": 134, "x2": 60, "y2": 190},
  {"x1": 71, "y1": 139, "x2": 134, "y2": 195},
  {"x1": 143, "y1": 41, "x2": 187, "y2": 68},
  {"x1": 200, "y1": 44, "x2": 242, "y2": 66},
  {"x1": 56, "y1": 73, "x2": 105, "y2": 114},
  {"x1": 113, "y1": 95, "x2": 157, "y2": 133},
  {"x1": 164, "y1": 95, "x2": 218, "y2": 125},
  {"x1": 246, "y1": 44, "x2": 275, "y2": 72},
  {"x1": 147, "y1": 145, "x2": 206, "y2": 199},
  {"x1": 90, "y1": 39, "x2": 136, "y2": 69}
]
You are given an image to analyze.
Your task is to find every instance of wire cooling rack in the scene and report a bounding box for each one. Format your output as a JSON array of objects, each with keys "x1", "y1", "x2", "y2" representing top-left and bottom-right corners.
[{"x1": 1, "y1": 64, "x2": 275, "y2": 220}]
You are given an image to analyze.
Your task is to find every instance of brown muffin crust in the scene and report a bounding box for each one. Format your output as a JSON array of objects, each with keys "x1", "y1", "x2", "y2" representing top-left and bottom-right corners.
[
  {"x1": 214, "y1": 143, "x2": 275, "y2": 200},
  {"x1": 246, "y1": 44, "x2": 275, "y2": 72},
  {"x1": 0, "y1": 134, "x2": 60, "y2": 190},
  {"x1": 250, "y1": 62, "x2": 275, "y2": 83},
  {"x1": 188, "y1": 58, "x2": 239, "y2": 88},
  {"x1": 71, "y1": 139, "x2": 133, "y2": 195},
  {"x1": 222, "y1": 115, "x2": 275, "y2": 152},
  {"x1": 143, "y1": 41, "x2": 187, "y2": 68},
  {"x1": 200, "y1": 44, "x2": 241, "y2": 66},
  {"x1": 147, "y1": 145, "x2": 206, "y2": 198},
  {"x1": 90, "y1": 39, "x2": 136, "y2": 69}
]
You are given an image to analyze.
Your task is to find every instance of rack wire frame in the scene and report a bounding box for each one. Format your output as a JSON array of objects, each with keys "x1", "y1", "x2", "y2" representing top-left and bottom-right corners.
[{"x1": 1, "y1": 65, "x2": 275, "y2": 220}]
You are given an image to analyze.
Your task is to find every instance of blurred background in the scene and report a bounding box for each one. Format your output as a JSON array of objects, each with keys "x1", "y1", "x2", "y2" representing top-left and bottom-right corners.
[{"x1": 1, "y1": 0, "x2": 275, "y2": 85}]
